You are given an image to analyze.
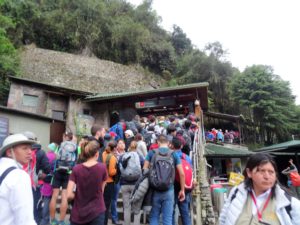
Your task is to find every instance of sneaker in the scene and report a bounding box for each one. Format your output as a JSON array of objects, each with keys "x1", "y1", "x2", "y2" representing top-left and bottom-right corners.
[
  {"x1": 50, "y1": 218, "x2": 59, "y2": 225},
  {"x1": 112, "y1": 220, "x2": 122, "y2": 225},
  {"x1": 58, "y1": 221, "x2": 68, "y2": 225}
]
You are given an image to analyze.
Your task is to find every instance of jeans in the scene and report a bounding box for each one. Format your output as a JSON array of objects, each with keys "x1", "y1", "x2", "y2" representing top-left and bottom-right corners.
[
  {"x1": 33, "y1": 186, "x2": 41, "y2": 224},
  {"x1": 150, "y1": 188, "x2": 174, "y2": 225},
  {"x1": 71, "y1": 212, "x2": 105, "y2": 225},
  {"x1": 103, "y1": 182, "x2": 115, "y2": 225},
  {"x1": 173, "y1": 191, "x2": 192, "y2": 225},
  {"x1": 111, "y1": 182, "x2": 120, "y2": 222},
  {"x1": 121, "y1": 185, "x2": 142, "y2": 225},
  {"x1": 39, "y1": 196, "x2": 51, "y2": 225}
]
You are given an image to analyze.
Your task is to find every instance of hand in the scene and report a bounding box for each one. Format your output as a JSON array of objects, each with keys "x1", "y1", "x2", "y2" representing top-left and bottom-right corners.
[{"x1": 178, "y1": 190, "x2": 185, "y2": 202}]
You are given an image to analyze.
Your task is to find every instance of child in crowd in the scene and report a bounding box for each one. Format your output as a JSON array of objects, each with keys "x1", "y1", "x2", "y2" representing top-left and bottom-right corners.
[{"x1": 39, "y1": 143, "x2": 57, "y2": 225}]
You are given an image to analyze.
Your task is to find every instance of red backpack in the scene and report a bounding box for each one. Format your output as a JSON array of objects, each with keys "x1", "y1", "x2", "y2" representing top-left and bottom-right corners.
[
  {"x1": 175, "y1": 153, "x2": 193, "y2": 191},
  {"x1": 290, "y1": 171, "x2": 300, "y2": 187}
]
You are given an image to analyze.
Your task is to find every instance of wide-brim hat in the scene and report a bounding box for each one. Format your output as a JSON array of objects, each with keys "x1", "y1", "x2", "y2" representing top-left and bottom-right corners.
[{"x1": 0, "y1": 133, "x2": 36, "y2": 157}]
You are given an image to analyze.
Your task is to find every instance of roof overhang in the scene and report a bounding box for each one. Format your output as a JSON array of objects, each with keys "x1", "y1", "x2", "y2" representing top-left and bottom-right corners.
[
  {"x1": 205, "y1": 143, "x2": 253, "y2": 158},
  {"x1": 0, "y1": 106, "x2": 64, "y2": 122},
  {"x1": 85, "y1": 82, "x2": 209, "y2": 112},
  {"x1": 9, "y1": 76, "x2": 91, "y2": 97},
  {"x1": 255, "y1": 140, "x2": 300, "y2": 153},
  {"x1": 204, "y1": 111, "x2": 243, "y2": 123}
]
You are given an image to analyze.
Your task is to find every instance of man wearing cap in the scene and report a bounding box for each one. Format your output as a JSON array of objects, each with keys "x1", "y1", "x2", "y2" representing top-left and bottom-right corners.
[
  {"x1": 23, "y1": 131, "x2": 51, "y2": 224},
  {"x1": 0, "y1": 133, "x2": 37, "y2": 225}
]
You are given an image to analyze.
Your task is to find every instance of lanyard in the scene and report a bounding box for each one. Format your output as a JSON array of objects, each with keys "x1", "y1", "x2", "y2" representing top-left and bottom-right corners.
[{"x1": 250, "y1": 190, "x2": 272, "y2": 221}]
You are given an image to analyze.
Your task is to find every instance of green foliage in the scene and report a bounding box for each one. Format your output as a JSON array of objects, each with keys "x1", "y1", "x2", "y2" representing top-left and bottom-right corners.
[
  {"x1": 230, "y1": 65, "x2": 297, "y2": 144},
  {"x1": 0, "y1": 0, "x2": 18, "y2": 105}
]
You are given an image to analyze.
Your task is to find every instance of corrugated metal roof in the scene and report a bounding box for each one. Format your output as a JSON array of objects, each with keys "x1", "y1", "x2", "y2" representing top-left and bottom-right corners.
[
  {"x1": 256, "y1": 140, "x2": 300, "y2": 152},
  {"x1": 205, "y1": 143, "x2": 253, "y2": 158},
  {"x1": 85, "y1": 82, "x2": 209, "y2": 101}
]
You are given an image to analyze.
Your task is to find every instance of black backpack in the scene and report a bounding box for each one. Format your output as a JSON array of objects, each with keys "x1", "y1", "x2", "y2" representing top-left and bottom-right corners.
[
  {"x1": 126, "y1": 121, "x2": 138, "y2": 135},
  {"x1": 144, "y1": 132, "x2": 154, "y2": 149},
  {"x1": 149, "y1": 149, "x2": 175, "y2": 191}
]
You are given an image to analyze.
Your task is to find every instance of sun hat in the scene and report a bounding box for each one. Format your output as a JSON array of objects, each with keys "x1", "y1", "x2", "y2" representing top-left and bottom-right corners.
[
  {"x1": 0, "y1": 133, "x2": 36, "y2": 157},
  {"x1": 23, "y1": 131, "x2": 37, "y2": 141},
  {"x1": 124, "y1": 130, "x2": 134, "y2": 138}
]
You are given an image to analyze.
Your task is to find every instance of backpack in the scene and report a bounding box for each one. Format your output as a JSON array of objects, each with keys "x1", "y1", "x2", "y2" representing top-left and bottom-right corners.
[
  {"x1": 120, "y1": 151, "x2": 142, "y2": 182},
  {"x1": 126, "y1": 121, "x2": 138, "y2": 135},
  {"x1": 104, "y1": 153, "x2": 120, "y2": 183},
  {"x1": 290, "y1": 171, "x2": 300, "y2": 186},
  {"x1": 149, "y1": 149, "x2": 175, "y2": 191},
  {"x1": 0, "y1": 167, "x2": 16, "y2": 186},
  {"x1": 109, "y1": 123, "x2": 123, "y2": 140},
  {"x1": 182, "y1": 129, "x2": 192, "y2": 151},
  {"x1": 56, "y1": 141, "x2": 77, "y2": 172},
  {"x1": 144, "y1": 132, "x2": 154, "y2": 149},
  {"x1": 175, "y1": 153, "x2": 193, "y2": 191}
]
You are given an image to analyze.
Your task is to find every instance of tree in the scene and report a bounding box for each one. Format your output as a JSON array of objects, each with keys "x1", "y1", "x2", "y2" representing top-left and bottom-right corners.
[
  {"x1": 230, "y1": 65, "x2": 297, "y2": 144},
  {"x1": 171, "y1": 25, "x2": 192, "y2": 56},
  {"x1": 0, "y1": 0, "x2": 18, "y2": 105}
]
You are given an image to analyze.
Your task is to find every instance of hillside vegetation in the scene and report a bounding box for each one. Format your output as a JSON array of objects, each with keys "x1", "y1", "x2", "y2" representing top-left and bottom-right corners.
[{"x1": 0, "y1": 0, "x2": 299, "y2": 145}]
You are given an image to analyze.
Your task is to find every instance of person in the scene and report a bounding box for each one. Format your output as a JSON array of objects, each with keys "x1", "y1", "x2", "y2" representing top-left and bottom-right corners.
[
  {"x1": 135, "y1": 133, "x2": 147, "y2": 158},
  {"x1": 91, "y1": 125, "x2": 107, "y2": 159},
  {"x1": 119, "y1": 140, "x2": 144, "y2": 225},
  {"x1": 67, "y1": 140, "x2": 107, "y2": 225},
  {"x1": 23, "y1": 131, "x2": 51, "y2": 224},
  {"x1": 50, "y1": 131, "x2": 76, "y2": 225},
  {"x1": 39, "y1": 143, "x2": 57, "y2": 225},
  {"x1": 219, "y1": 152, "x2": 300, "y2": 225},
  {"x1": 124, "y1": 130, "x2": 134, "y2": 151},
  {"x1": 110, "y1": 139, "x2": 125, "y2": 225},
  {"x1": 102, "y1": 141, "x2": 118, "y2": 225},
  {"x1": 143, "y1": 134, "x2": 186, "y2": 225},
  {"x1": 282, "y1": 159, "x2": 300, "y2": 199},
  {"x1": 170, "y1": 137, "x2": 192, "y2": 225},
  {"x1": 0, "y1": 133, "x2": 37, "y2": 225}
]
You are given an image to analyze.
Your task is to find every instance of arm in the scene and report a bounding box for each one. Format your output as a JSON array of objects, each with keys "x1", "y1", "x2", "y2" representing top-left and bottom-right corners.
[
  {"x1": 143, "y1": 160, "x2": 150, "y2": 170},
  {"x1": 66, "y1": 180, "x2": 76, "y2": 201},
  {"x1": 176, "y1": 164, "x2": 185, "y2": 202}
]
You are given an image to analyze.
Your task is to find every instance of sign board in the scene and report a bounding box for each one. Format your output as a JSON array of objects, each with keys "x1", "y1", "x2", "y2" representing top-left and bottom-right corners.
[{"x1": 0, "y1": 117, "x2": 9, "y2": 147}]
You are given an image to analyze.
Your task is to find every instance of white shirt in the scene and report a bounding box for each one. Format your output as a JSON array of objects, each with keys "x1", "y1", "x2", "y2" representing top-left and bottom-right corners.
[
  {"x1": 0, "y1": 157, "x2": 36, "y2": 225},
  {"x1": 251, "y1": 188, "x2": 272, "y2": 216}
]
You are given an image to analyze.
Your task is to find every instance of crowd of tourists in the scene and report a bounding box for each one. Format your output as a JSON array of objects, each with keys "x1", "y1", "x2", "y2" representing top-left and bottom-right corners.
[
  {"x1": 0, "y1": 114, "x2": 197, "y2": 225},
  {"x1": 1, "y1": 113, "x2": 300, "y2": 225},
  {"x1": 205, "y1": 128, "x2": 240, "y2": 144}
]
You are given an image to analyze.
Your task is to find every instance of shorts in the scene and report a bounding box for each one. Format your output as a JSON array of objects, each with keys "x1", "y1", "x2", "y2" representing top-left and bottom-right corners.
[{"x1": 52, "y1": 170, "x2": 69, "y2": 189}]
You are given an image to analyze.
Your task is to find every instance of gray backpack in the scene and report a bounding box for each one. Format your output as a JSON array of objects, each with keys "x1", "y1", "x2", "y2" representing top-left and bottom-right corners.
[
  {"x1": 149, "y1": 149, "x2": 175, "y2": 191},
  {"x1": 120, "y1": 151, "x2": 142, "y2": 182}
]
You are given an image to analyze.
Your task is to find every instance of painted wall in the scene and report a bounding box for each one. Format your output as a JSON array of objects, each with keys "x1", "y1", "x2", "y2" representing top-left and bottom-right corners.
[{"x1": 0, "y1": 111, "x2": 51, "y2": 150}]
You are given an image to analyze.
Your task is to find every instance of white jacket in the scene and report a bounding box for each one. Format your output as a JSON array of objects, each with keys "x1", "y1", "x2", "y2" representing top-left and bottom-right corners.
[
  {"x1": 219, "y1": 183, "x2": 300, "y2": 225},
  {"x1": 0, "y1": 157, "x2": 36, "y2": 225}
]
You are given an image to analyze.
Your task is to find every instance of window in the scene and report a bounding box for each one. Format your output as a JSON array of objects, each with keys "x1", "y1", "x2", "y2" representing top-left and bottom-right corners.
[
  {"x1": 22, "y1": 94, "x2": 38, "y2": 107},
  {"x1": 52, "y1": 110, "x2": 65, "y2": 121}
]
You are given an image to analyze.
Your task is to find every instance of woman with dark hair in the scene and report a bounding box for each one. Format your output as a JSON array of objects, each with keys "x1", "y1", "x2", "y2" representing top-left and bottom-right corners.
[
  {"x1": 66, "y1": 140, "x2": 107, "y2": 225},
  {"x1": 219, "y1": 153, "x2": 300, "y2": 225}
]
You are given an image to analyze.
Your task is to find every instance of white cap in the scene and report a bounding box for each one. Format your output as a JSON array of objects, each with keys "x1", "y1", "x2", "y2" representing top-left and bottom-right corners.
[{"x1": 125, "y1": 130, "x2": 134, "y2": 138}]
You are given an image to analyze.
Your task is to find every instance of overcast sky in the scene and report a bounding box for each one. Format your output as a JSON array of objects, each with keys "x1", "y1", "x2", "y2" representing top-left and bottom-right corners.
[{"x1": 128, "y1": 0, "x2": 300, "y2": 104}]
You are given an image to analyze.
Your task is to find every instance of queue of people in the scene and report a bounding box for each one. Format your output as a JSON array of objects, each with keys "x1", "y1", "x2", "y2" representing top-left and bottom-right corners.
[{"x1": 1, "y1": 113, "x2": 300, "y2": 225}]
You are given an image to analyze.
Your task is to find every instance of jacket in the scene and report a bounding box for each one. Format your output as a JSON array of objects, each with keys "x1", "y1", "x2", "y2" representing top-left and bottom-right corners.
[
  {"x1": 102, "y1": 150, "x2": 117, "y2": 183},
  {"x1": 219, "y1": 183, "x2": 300, "y2": 225},
  {"x1": 0, "y1": 157, "x2": 36, "y2": 225}
]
